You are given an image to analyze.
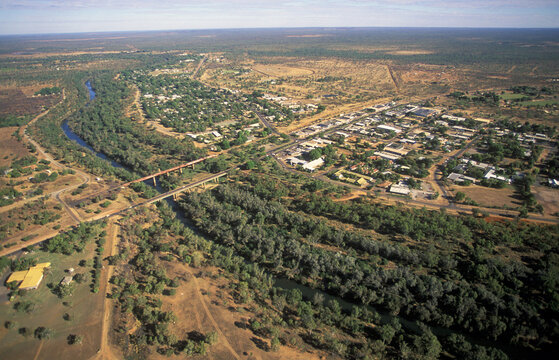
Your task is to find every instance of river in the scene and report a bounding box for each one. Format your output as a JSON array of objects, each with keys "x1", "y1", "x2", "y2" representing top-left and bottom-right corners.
[{"x1": 61, "y1": 80, "x2": 198, "y2": 230}]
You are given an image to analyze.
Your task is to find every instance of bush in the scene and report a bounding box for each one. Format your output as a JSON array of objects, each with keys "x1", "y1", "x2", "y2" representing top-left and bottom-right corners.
[
  {"x1": 4, "y1": 321, "x2": 16, "y2": 329},
  {"x1": 67, "y1": 334, "x2": 83, "y2": 345},
  {"x1": 18, "y1": 327, "x2": 31, "y2": 337},
  {"x1": 205, "y1": 331, "x2": 218, "y2": 345},
  {"x1": 34, "y1": 326, "x2": 54, "y2": 340}
]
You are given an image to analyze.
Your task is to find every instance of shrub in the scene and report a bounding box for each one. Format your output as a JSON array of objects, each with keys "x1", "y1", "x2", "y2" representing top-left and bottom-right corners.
[{"x1": 34, "y1": 327, "x2": 54, "y2": 340}]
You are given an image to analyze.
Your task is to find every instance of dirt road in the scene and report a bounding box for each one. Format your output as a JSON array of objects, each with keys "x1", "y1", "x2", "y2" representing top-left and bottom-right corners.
[{"x1": 90, "y1": 218, "x2": 121, "y2": 360}]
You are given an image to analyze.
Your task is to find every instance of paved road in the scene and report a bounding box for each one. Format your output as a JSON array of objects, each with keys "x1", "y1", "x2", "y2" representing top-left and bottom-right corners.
[
  {"x1": 253, "y1": 109, "x2": 285, "y2": 137},
  {"x1": 433, "y1": 135, "x2": 482, "y2": 206}
]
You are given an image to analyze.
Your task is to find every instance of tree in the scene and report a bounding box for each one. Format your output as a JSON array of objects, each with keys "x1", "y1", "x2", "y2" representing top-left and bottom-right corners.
[
  {"x1": 270, "y1": 336, "x2": 281, "y2": 351},
  {"x1": 378, "y1": 324, "x2": 396, "y2": 344},
  {"x1": 34, "y1": 327, "x2": 54, "y2": 340},
  {"x1": 205, "y1": 331, "x2": 218, "y2": 345},
  {"x1": 413, "y1": 324, "x2": 441, "y2": 360},
  {"x1": 67, "y1": 334, "x2": 83, "y2": 345},
  {"x1": 4, "y1": 321, "x2": 16, "y2": 329},
  {"x1": 306, "y1": 148, "x2": 323, "y2": 161},
  {"x1": 454, "y1": 192, "x2": 466, "y2": 202},
  {"x1": 18, "y1": 327, "x2": 32, "y2": 337},
  {"x1": 244, "y1": 160, "x2": 256, "y2": 170}
]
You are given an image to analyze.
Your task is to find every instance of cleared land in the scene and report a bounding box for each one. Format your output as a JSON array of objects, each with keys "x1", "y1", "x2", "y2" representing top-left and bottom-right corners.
[
  {"x1": 0, "y1": 128, "x2": 30, "y2": 167},
  {"x1": 450, "y1": 185, "x2": 521, "y2": 209}
]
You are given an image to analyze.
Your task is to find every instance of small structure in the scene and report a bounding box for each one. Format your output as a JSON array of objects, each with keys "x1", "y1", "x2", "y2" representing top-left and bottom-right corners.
[
  {"x1": 60, "y1": 276, "x2": 73, "y2": 286},
  {"x1": 447, "y1": 173, "x2": 476, "y2": 184},
  {"x1": 7, "y1": 262, "x2": 51, "y2": 290},
  {"x1": 356, "y1": 177, "x2": 369, "y2": 187}
]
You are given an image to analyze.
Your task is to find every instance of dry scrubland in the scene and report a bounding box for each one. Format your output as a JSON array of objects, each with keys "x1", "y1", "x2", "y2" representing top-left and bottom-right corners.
[
  {"x1": 199, "y1": 49, "x2": 546, "y2": 135},
  {"x1": 0, "y1": 128, "x2": 30, "y2": 167}
]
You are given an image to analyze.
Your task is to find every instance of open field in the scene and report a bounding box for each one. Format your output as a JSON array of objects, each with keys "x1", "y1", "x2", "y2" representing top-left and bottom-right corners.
[
  {"x1": 533, "y1": 185, "x2": 559, "y2": 215},
  {"x1": 0, "y1": 234, "x2": 106, "y2": 360},
  {"x1": 0, "y1": 128, "x2": 30, "y2": 167},
  {"x1": 153, "y1": 264, "x2": 324, "y2": 360},
  {"x1": 450, "y1": 185, "x2": 521, "y2": 209},
  {"x1": 0, "y1": 88, "x2": 61, "y2": 118}
]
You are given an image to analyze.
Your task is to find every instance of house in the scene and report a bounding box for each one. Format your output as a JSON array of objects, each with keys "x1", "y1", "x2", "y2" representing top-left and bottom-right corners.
[
  {"x1": 374, "y1": 151, "x2": 400, "y2": 161},
  {"x1": 377, "y1": 124, "x2": 402, "y2": 134},
  {"x1": 441, "y1": 114, "x2": 466, "y2": 122},
  {"x1": 7, "y1": 262, "x2": 51, "y2": 290},
  {"x1": 384, "y1": 144, "x2": 410, "y2": 157},
  {"x1": 377, "y1": 181, "x2": 392, "y2": 188},
  {"x1": 484, "y1": 169, "x2": 510, "y2": 183},
  {"x1": 287, "y1": 157, "x2": 307, "y2": 166},
  {"x1": 447, "y1": 173, "x2": 476, "y2": 183}
]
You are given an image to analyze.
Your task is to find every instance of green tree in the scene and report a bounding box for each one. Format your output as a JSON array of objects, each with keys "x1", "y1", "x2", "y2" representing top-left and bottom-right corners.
[{"x1": 34, "y1": 327, "x2": 54, "y2": 340}]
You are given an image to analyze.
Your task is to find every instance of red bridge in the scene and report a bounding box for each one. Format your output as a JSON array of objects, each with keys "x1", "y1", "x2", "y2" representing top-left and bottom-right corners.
[{"x1": 122, "y1": 155, "x2": 216, "y2": 187}]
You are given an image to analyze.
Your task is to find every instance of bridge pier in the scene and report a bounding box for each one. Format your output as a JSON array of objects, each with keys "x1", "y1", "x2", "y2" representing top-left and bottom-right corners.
[
  {"x1": 179, "y1": 168, "x2": 183, "y2": 174},
  {"x1": 153, "y1": 176, "x2": 157, "y2": 186}
]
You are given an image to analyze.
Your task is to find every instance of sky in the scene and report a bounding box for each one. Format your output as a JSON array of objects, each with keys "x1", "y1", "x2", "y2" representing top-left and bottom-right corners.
[{"x1": 0, "y1": 0, "x2": 558, "y2": 35}]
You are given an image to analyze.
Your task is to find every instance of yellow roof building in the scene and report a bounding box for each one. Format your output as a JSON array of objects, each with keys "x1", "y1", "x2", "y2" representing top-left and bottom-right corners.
[
  {"x1": 34, "y1": 262, "x2": 51, "y2": 269},
  {"x1": 6, "y1": 263, "x2": 51, "y2": 290},
  {"x1": 19, "y1": 268, "x2": 45, "y2": 290},
  {"x1": 7, "y1": 271, "x2": 28, "y2": 283}
]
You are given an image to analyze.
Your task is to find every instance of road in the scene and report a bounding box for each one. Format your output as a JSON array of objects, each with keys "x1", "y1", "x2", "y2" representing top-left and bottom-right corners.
[
  {"x1": 192, "y1": 55, "x2": 207, "y2": 79},
  {"x1": 90, "y1": 218, "x2": 121, "y2": 360},
  {"x1": 20, "y1": 96, "x2": 89, "y2": 223},
  {"x1": 254, "y1": 110, "x2": 283, "y2": 137},
  {"x1": 433, "y1": 134, "x2": 482, "y2": 206},
  {"x1": 0, "y1": 168, "x2": 235, "y2": 257}
]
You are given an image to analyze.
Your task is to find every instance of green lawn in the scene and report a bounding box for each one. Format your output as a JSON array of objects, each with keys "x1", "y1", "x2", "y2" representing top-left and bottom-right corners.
[
  {"x1": 519, "y1": 99, "x2": 559, "y2": 107},
  {"x1": 500, "y1": 93, "x2": 527, "y2": 100}
]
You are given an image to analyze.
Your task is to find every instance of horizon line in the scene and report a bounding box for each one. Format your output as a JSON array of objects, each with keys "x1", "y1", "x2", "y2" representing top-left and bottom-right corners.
[{"x1": 2, "y1": 25, "x2": 559, "y2": 37}]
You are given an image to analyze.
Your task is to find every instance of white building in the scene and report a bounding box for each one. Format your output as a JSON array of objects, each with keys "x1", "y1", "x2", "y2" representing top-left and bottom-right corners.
[
  {"x1": 389, "y1": 183, "x2": 411, "y2": 195},
  {"x1": 302, "y1": 158, "x2": 325, "y2": 172}
]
